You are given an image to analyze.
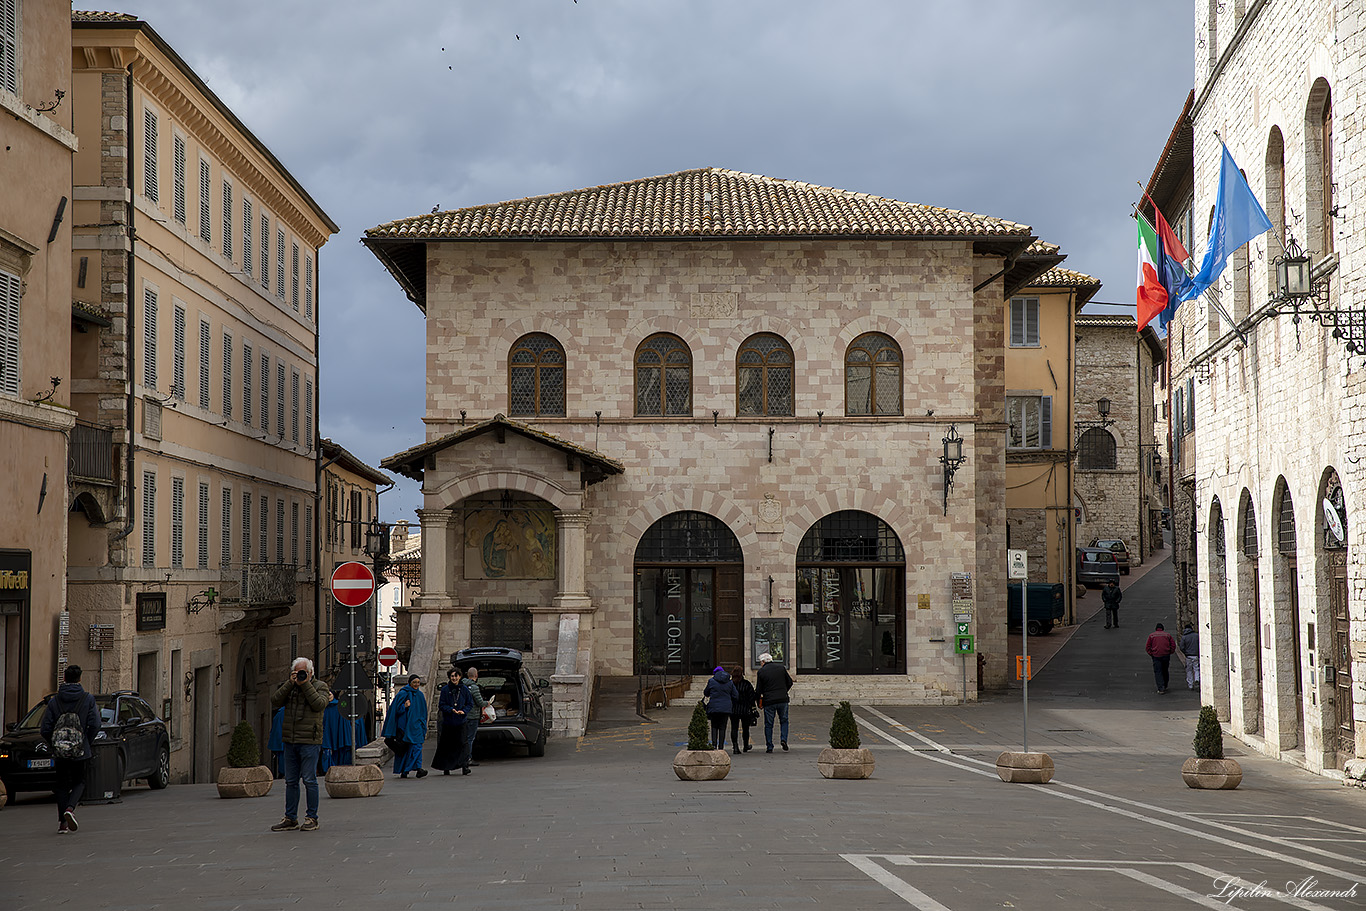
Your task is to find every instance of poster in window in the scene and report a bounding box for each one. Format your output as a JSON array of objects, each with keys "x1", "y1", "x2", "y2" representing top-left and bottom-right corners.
[{"x1": 751, "y1": 618, "x2": 789, "y2": 669}]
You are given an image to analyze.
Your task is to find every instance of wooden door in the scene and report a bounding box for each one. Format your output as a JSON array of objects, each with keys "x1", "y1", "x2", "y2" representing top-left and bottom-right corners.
[
  {"x1": 715, "y1": 566, "x2": 744, "y2": 669},
  {"x1": 1329, "y1": 552, "x2": 1354, "y2": 769}
]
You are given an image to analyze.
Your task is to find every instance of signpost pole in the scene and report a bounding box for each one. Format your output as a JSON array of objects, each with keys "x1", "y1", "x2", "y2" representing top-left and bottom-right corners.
[
  {"x1": 1008, "y1": 549, "x2": 1029, "y2": 753},
  {"x1": 330, "y1": 562, "x2": 376, "y2": 765}
]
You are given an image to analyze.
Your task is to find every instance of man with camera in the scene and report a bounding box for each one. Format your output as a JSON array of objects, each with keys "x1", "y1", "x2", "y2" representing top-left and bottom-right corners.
[{"x1": 269, "y1": 657, "x2": 331, "y2": 832}]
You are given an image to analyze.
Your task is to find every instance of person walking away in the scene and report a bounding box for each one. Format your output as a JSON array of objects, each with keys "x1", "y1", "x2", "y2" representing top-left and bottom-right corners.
[
  {"x1": 40, "y1": 664, "x2": 101, "y2": 834},
  {"x1": 731, "y1": 666, "x2": 757, "y2": 753},
  {"x1": 463, "y1": 666, "x2": 488, "y2": 770},
  {"x1": 381, "y1": 674, "x2": 429, "y2": 778},
  {"x1": 1180, "y1": 624, "x2": 1201, "y2": 690},
  {"x1": 269, "y1": 657, "x2": 331, "y2": 832},
  {"x1": 1145, "y1": 623, "x2": 1179, "y2": 694},
  {"x1": 702, "y1": 666, "x2": 738, "y2": 751},
  {"x1": 1101, "y1": 579, "x2": 1122, "y2": 629},
  {"x1": 755, "y1": 652, "x2": 794, "y2": 753},
  {"x1": 432, "y1": 668, "x2": 473, "y2": 774}
]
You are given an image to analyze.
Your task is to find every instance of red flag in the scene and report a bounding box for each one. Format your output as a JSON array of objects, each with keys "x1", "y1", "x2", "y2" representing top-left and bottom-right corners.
[{"x1": 1146, "y1": 195, "x2": 1190, "y2": 264}]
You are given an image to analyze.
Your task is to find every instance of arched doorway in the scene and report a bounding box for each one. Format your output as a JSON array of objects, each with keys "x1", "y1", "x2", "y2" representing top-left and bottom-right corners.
[
  {"x1": 1208, "y1": 497, "x2": 1231, "y2": 719},
  {"x1": 1273, "y1": 479, "x2": 1304, "y2": 750},
  {"x1": 1319, "y1": 468, "x2": 1353, "y2": 769},
  {"x1": 633, "y1": 512, "x2": 743, "y2": 674},
  {"x1": 1237, "y1": 489, "x2": 1262, "y2": 734},
  {"x1": 795, "y1": 511, "x2": 906, "y2": 674}
]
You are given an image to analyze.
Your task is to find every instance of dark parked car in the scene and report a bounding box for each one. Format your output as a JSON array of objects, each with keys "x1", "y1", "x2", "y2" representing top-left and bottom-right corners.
[
  {"x1": 451, "y1": 647, "x2": 549, "y2": 757},
  {"x1": 1089, "y1": 538, "x2": 1131, "y2": 574},
  {"x1": 0, "y1": 691, "x2": 171, "y2": 796},
  {"x1": 1007, "y1": 582, "x2": 1065, "y2": 635},
  {"x1": 1076, "y1": 547, "x2": 1122, "y2": 588}
]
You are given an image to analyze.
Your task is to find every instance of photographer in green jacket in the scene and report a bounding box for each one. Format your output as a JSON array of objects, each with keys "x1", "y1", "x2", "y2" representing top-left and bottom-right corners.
[{"x1": 268, "y1": 657, "x2": 331, "y2": 832}]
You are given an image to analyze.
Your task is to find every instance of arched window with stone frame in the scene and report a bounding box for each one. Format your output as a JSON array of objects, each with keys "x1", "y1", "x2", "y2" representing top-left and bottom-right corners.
[
  {"x1": 736, "y1": 332, "x2": 794, "y2": 417},
  {"x1": 845, "y1": 332, "x2": 902, "y2": 416},
  {"x1": 1077, "y1": 428, "x2": 1117, "y2": 470},
  {"x1": 635, "y1": 333, "x2": 692, "y2": 416},
  {"x1": 508, "y1": 332, "x2": 566, "y2": 417}
]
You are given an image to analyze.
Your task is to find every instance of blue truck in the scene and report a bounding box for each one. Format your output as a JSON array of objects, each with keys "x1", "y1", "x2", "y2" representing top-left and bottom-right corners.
[{"x1": 1006, "y1": 582, "x2": 1066, "y2": 636}]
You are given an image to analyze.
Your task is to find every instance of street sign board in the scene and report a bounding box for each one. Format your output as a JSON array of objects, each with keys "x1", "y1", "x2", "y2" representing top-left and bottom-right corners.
[
  {"x1": 330, "y1": 561, "x2": 376, "y2": 608},
  {"x1": 378, "y1": 646, "x2": 398, "y2": 668},
  {"x1": 1008, "y1": 549, "x2": 1027, "y2": 579}
]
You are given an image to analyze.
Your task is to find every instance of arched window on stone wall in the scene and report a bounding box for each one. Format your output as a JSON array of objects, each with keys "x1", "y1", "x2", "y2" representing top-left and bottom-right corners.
[
  {"x1": 1077, "y1": 428, "x2": 1117, "y2": 470},
  {"x1": 1305, "y1": 79, "x2": 1334, "y2": 258},
  {"x1": 508, "y1": 332, "x2": 566, "y2": 417},
  {"x1": 1265, "y1": 127, "x2": 1286, "y2": 300}
]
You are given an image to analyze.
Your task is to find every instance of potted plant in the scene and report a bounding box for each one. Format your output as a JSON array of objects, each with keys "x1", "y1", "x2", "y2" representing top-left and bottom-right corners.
[
  {"x1": 817, "y1": 701, "x2": 875, "y2": 779},
  {"x1": 1181, "y1": 706, "x2": 1242, "y2": 789},
  {"x1": 671, "y1": 700, "x2": 731, "y2": 781},
  {"x1": 216, "y1": 720, "x2": 274, "y2": 798}
]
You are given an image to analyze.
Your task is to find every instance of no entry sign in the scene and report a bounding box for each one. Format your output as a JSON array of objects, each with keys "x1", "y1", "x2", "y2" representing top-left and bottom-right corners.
[
  {"x1": 330, "y1": 561, "x2": 376, "y2": 608},
  {"x1": 377, "y1": 646, "x2": 398, "y2": 669}
]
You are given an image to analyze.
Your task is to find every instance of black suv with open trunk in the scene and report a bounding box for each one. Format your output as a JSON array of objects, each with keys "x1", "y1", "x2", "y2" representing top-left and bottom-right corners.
[{"x1": 450, "y1": 647, "x2": 549, "y2": 758}]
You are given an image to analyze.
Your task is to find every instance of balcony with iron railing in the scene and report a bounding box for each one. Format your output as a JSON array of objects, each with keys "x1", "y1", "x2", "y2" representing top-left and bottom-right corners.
[
  {"x1": 70, "y1": 421, "x2": 114, "y2": 483},
  {"x1": 218, "y1": 563, "x2": 300, "y2": 606}
]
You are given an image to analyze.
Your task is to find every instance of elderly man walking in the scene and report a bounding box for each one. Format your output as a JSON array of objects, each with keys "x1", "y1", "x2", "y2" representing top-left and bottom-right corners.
[
  {"x1": 269, "y1": 657, "x2": 331, "y2": 832},
  {"x1": 755, "y1": 652, "x2": 794, "y2": 753}
]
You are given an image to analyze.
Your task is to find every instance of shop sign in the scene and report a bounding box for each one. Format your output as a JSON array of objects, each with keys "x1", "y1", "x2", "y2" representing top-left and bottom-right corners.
[{"x1": 137, "y1": 593, "x2": 167, "y2": 631}]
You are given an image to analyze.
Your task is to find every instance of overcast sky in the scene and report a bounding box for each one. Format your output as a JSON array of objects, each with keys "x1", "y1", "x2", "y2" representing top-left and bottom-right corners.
[{"x1": 120, "y1": 0, "x2": 1194, "y2": 522}]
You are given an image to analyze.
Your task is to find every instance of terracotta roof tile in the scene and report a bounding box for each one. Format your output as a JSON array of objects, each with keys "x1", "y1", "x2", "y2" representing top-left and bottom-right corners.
[
  {"x1": 1031, "y1": 267, "x2": 1101, "y2": 288},
  {"x1": 72, "y1": 10, "x2": 139, "y2": 22},
  {"x1": 365, "y1": 168, "x2": 1037, "y2": 241}
]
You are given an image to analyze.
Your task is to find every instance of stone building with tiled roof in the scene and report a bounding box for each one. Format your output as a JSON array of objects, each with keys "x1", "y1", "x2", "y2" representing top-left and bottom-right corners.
[{"x1": 367, "y1": 169, "x2": 1071, "y2": 736}]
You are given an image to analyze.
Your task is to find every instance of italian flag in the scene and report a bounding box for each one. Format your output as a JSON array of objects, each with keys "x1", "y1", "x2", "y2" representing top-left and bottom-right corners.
[{"x1": 1136, "y1": 214, "x2": 1168, "y2": 330}]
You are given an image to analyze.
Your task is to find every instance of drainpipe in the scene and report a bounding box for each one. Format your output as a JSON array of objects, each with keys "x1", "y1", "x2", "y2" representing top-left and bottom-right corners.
[
  {"x1": 1065, "y1": 289, "x2": 1076, "y2": 627},
  {"x1": 111, "y1": 66, "x2": 138, "y2": 546}
]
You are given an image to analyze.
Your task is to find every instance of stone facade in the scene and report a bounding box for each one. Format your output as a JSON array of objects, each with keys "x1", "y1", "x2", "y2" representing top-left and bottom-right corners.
[{"x1": 1153, "y1": 0, "x2": 1366, "y2": 775}]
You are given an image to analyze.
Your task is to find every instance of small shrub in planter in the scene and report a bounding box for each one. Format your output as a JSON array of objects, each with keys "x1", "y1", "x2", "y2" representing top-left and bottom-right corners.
[
  {"x1": 1182, "y1": 705, "x2": 1241, "y2": 790},
  {"x1": 673, "y1": 700, "x2": 730, "y2": 781},
  {"x1": 217, "y1": 720, "x2": 273, "y2": 798},
  {"x1": 818, "y1": 701, "x2": 874, "y2": 780}
]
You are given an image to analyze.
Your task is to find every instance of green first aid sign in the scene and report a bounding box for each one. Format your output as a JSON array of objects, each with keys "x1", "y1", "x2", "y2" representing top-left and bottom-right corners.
[
  {"x1": 956, "y1": 622, "x2": 970, "y2": 636},
  {"x1": 954, "y1": 635, "x2": 974, "y2": 654}
]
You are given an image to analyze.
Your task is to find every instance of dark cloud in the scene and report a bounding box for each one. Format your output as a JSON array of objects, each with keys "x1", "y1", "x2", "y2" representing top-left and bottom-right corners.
[{"x1": 123, "y1": 0, "x2": 1193, "y2": 519}]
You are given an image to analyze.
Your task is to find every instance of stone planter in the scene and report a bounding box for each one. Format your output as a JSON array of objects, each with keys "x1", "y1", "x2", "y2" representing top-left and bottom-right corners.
[
  {"x1": 216, "y1": 765, "x2": 274, "y2": 798},
  {"x1": 995, "y1": 751, "x2": 1055, "y2": 784},
  {"x1": 1181, "y1": 757, "x2": 1242, "y2": 790},
  {"x1": 324, "y1": 763, "x2": 385, "y2": 798},
  {"x1": 818, "y1": 747, "x2": 875, "y2": 779},
  {"x1": 672, "y1": 749, "x2": 731, "y2": 781}
]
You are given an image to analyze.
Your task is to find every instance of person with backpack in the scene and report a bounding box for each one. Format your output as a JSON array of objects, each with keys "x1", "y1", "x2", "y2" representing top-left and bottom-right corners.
[{"x1": 39, "y1": 664, "x2": 102, "y2": 834}]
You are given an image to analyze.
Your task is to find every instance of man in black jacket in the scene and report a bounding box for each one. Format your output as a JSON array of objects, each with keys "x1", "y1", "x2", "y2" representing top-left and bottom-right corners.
[
  {"x1": 40, "y1": 664, "x2": 102, "y2": 834},
  {"x1": 755, "y1": 652, "x2": 793, "y2": 753}
]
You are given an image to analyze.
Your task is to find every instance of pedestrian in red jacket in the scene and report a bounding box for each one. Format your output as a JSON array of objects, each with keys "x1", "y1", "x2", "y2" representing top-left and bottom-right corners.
[{"x1": 1145, "y1": 623, "x2": 1179, "y2": 694}]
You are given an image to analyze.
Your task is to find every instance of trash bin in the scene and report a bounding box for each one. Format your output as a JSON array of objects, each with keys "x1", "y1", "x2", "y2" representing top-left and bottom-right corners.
[{"x1": 82, "y1": 738, "x2": 123, "y2": 804}]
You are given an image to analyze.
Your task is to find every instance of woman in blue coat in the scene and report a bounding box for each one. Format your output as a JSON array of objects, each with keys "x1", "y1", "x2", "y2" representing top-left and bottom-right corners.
[
  {"x1": 431, "y1": 667, "x2": 474, "y2": 775},
  {"x1": 702, "y1": 666, "x2": 738, "y2": 751},
  {"x1": 381, "y1": 674, "x2": 429, "y2": 778}
]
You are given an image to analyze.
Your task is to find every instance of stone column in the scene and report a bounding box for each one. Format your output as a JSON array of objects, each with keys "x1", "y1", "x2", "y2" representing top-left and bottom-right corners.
[
  {"x1": 552, "y1": 509, "x2": 593, "y2": 613},
  {"x1": 414, "y1": 508, "x2": 458, "y2": 613},
  {"x1": 547, "y1": 509, "x2": 594, "y2": 737}
]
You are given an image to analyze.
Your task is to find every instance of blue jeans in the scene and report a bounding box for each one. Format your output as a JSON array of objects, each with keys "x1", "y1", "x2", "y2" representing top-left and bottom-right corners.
[
  {"x1": 282, "y1": 743, "x2": 320, "y2": 821},
  {"x1": 763, "y1": 703, "x2": 789, "y2": 748},
  {"x1": 463, "y1": 718, "x2": 479, "y2": 768}
]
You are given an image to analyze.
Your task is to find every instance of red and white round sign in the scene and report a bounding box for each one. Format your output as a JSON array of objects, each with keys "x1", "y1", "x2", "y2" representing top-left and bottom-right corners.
[
  {"x1": 377, "y1": 646, "x2": 399, "y2": 669},
  {"x1": 330, "y1": 561, "x2": 376, "y2": 608}
]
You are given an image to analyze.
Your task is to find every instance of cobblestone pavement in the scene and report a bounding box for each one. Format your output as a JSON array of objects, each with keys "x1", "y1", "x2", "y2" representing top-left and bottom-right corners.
[{"x1": 3, "y1": 554, "x2": 1364, "y2": 910}]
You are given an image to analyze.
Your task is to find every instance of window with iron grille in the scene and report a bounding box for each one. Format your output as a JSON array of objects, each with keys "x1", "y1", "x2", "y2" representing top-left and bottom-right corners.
[
  {"x1": 242, "y1": 198, "x2": 253, "y2": 279},
  {"x1": 259, "y1": 352, "x2": 269, "y2": 431},
  {"x1": 737, "y1": 333, "x2": 793, "y2": 416},
  {"x1": 290, "y1": 243, "x2": 299, "y2": 311},
  {"x1": 276, "y1": 498, "x2": 285, "y2": 563},
  {"x1": 327, "y1": 482, "x2": 337, "y2": 547},
  {"x1": 1241, "y1": 495, "x2": 1259, "y2": 557},
  {"x1": 276, "y1": 229, "x2": 286, "y2": 299},
  {"x1": 221, "y1": 180, "x2": 233, "y2": 261},
  {"x1": 291, "y1": 502, "x2": 299, "y2": 565},
  {"x1": 1010, "y1": 297, "x2": 1040, "y2": 346},
  {"x1": 304, "y1": 378, "x2": 313, "y2": 449},
  {"x1": 142, "y1": 107, "x2": 158, "y2": 203},
  {"x1": 276, "y1": 362, "x2": 286, "y2": 438},
  {"x1": 635, "y1": 333, "x2": 691, "y2": 416},
  {"x1": 1211, "y1": 499, "x2": 1226, "y2": 557},
  {"x1": 198, "y1": 482, "x2": 210, "y2": 568},
  {"x1": 350, "y1": 491, "x2": 362, "y2": 549},
  {"x1": 198, "y1": 158, "x2": 211, "y2": 245},
  {"x1": 304, "y1": 254, "x2": 313, "y2": 321},
  {"x1": 259, "y1": 214, "x2": 269, "y2": 290},
  {"x1": 171, "y1": 477, "x2": 184, "y2": 568},
  {"x1": 1006, "y1": 395, "x2": 1052, "y2": 449},
  {"x1": 242, "y1": 342, "x2": 253, "y2": 425},
  {"x1": 242, "y1": 491, "x2": 252, "y2": 563},
  {"x1": 198, "y1": 319, "x2": 211, "y2": 409},
  {"x1": 0, "y1": 269, "x2": 18, "y2": 397},
  {"x1": 173, "y1": 305, "x2": 185, "y2": 401},
  {"x1": 304, "y1": 505, "x2": 313, "y2": 568},
  {"x1": 172, "y1": 135, "x2": 186, "y2": 224},
  {"x1": 222, "y1": 333, "x2": 233, "y2": 418},
  {"x1": 143, "y1": 288, "x2": 158, "y2": 388},
  {"x1": 509, "y1": 333, "x2": 566, "y2": 416},
  {"x1": 221, "y1": 487, "x2": 232, "y2": 566},
  {"x1": 845, "y1": 332, "x2": 902, "y2": 415},
  {"x1": 142, "y1": 470, "x2": 157, "y2": 567},
  {"x1": 259, "y1": 493, "x2": 268, "y2": 562},
  {"x1": 635, "y1": 511, "x2": 742, "y2": 563},
  {"x1": 1077, "y1": 428, "x2": 1116, "y2": 469},
  {"x1": 290, "y1": 370, "x2": 299, "y2": 442},
  {"x1": 1277, "y1": 486, "x2": 1296, "y2": 555},
  {"x1": 1, "y1": 0, "x2": 17, "y2": 94},
  {"x1": 796, "y1": 510, "x2": 905, "y2": 563}
]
